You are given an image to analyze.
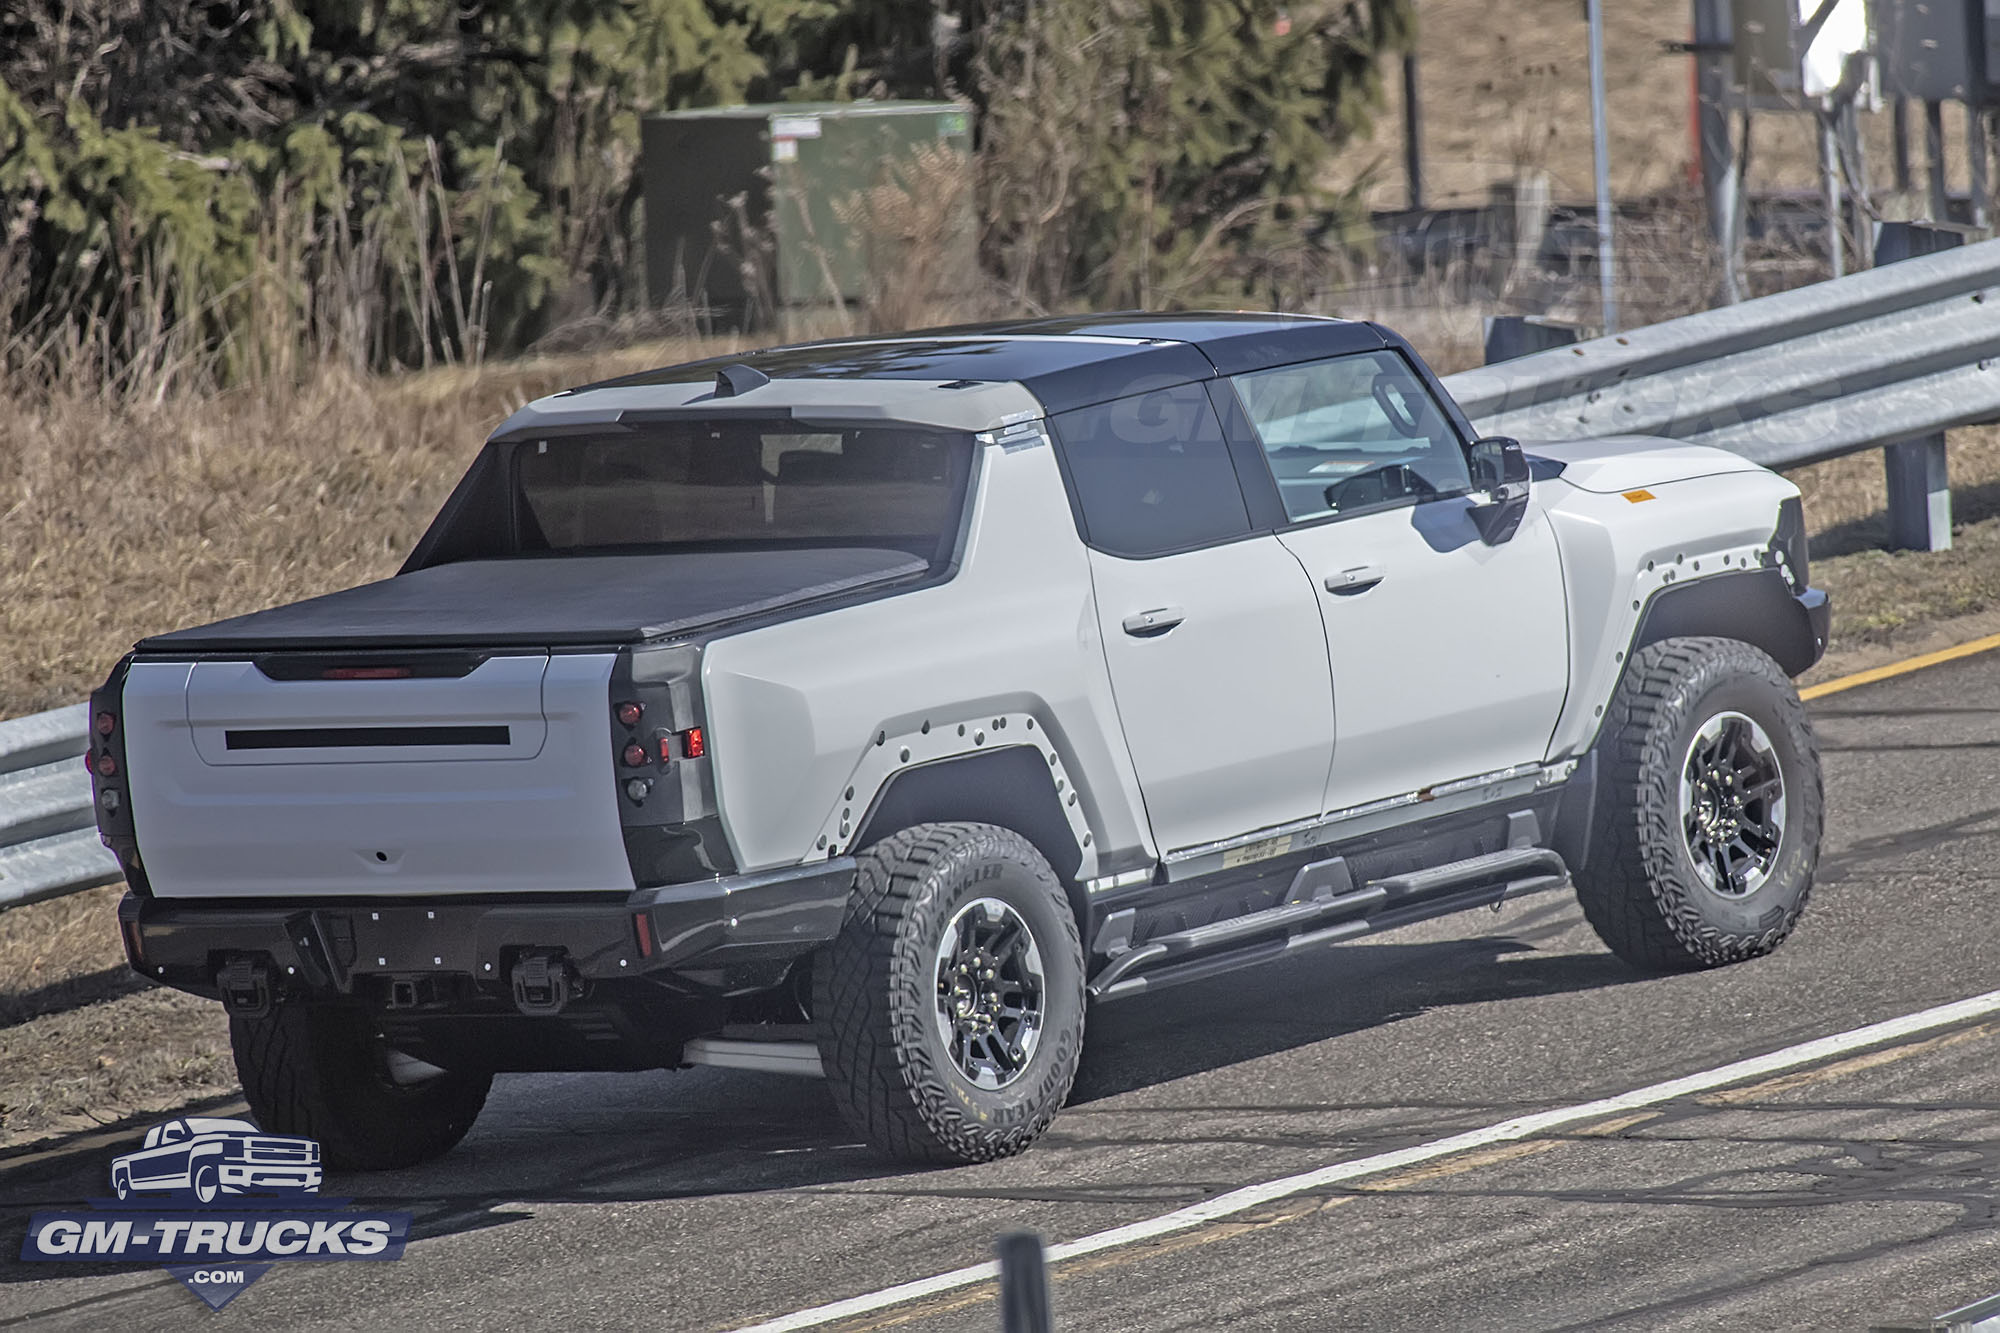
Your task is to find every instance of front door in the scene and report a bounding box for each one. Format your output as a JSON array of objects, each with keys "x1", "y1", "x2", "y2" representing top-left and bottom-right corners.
[
  {"x1": 1224, "y1": 348, "x2": 1570, "y2": 815},
  {"x1": 1051, "y1": 383, "x2": 1335, "y2": 856}
]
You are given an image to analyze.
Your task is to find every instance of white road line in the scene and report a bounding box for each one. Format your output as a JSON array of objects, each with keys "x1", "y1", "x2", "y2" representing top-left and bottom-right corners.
[{"x1": 732, "y1": 987, "x2": 2000, "y2": 1333}]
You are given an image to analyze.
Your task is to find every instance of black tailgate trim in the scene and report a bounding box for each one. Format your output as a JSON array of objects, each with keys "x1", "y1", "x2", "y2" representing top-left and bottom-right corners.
[{"x1": 224, "y1": 725, "x2": 512, "y2": 750}]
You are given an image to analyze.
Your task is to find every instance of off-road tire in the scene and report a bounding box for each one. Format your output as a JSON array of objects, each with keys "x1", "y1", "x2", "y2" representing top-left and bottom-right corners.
[
  {"x1": 813, "y1": 822, "x2": 1086, "y2": 1164},
  {"x1": 230, "y1": 1004, "x2": 492, "y2": 1171},
  {"x1": 1576, "y1": 636, "x2": 1823, "y2": 971}
]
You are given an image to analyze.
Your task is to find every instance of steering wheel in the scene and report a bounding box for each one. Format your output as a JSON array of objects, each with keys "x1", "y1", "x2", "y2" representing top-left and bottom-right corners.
[{"x1": 1323, "y1": 460, "x2": 1437, "y2": 514}]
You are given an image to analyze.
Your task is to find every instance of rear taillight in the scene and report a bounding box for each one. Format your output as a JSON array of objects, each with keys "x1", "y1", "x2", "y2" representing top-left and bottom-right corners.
[
  {"x1": 94, "y1": 711, "x2": 115, "y2": 737},
  {"x1": 119, "y1": 915, "x2": 145, "y2": 966},
  {"x1": 633, "y1": 912, "x2": 654, "y2": 958},
  {"x1": 322, "y1": 666, "x2": 413, "y2": 680},
  {"x1": 621, "y1": 743, "x2": 648, "y2": 768},
  {"x1": 616, "y1": 701, "x2": 645, "y2": 727},
  {"x1": 94, "y1": 752, "x2": 117, "y2": 778}
]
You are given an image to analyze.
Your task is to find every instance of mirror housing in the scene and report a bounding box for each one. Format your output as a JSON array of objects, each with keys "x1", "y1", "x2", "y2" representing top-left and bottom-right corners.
[{"x1": 1467, "y1": 437, "x2": 1531, "y2": 545}]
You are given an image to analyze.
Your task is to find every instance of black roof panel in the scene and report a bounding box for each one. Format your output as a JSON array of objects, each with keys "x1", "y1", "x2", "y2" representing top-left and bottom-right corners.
[{"x1": 569, "y1": 312, "x2": 1386, "y2": 415}]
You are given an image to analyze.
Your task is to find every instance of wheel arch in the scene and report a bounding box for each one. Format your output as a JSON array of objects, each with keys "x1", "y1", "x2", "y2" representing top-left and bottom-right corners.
[
  {"x1": 1631, "y1": 568, "x2": 1824, "y2": 678},
  {"x1": 850, "y1": 747, "x2": 1087, "y2": 925}
]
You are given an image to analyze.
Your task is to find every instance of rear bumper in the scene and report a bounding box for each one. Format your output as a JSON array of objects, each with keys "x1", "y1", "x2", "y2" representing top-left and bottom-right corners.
[{"x1": 120, "y1": 858, "x2": 856, "y2": 1000}]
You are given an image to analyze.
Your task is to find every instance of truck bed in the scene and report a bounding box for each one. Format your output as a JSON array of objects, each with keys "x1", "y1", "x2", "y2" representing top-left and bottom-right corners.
[{"x1": 136, "y1": 548, "x2": 929, "y2": 652}]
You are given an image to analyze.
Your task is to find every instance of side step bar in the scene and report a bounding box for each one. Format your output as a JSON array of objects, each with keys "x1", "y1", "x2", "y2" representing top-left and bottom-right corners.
[
  {"x1": 681, "y1": 1037, "x2": 824, "y2": 1078},
  {"x1": 1087, "y1": 845, "x2": 1569, "y2": 1003}
]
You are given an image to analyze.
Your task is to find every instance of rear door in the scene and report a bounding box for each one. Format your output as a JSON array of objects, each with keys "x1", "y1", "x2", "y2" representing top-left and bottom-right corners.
[
  {"x1": 1052, "y1": 383, "x2": 1334, "y2": 856},
  {"x1": 1222, "y1": 350, "x2": 1570, "y2": 814}
]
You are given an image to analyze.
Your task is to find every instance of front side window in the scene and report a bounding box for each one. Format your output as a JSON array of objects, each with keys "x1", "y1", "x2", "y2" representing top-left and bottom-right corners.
[
  {"x1": 1051, "y1": 383, "x2": 1253, "y2": 558},
  {"x1": 511, "y1": 421, "x2": 972, "y2": 566},
  {"x1": 1231, "y1": 350, "x2": 1471, "y2": 521}
]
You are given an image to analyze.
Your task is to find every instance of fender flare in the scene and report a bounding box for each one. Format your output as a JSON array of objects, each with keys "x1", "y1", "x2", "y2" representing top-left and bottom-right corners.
[
  {"x1": 1630, "y1": 567, "x2": 1826, "y2": 678},
  {"x1": 849, "y1": 745, "x2": 1083, "y2": 884}
]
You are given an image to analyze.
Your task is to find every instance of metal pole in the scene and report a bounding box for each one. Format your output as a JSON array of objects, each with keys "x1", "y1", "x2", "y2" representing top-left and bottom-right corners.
[
  {"x1": 1819, "y1": 106, "x2": 1844, "y2": 278},
  {"x1": 1838, "y1": 96, "x2": 1868, "y2": 268},
  {"x1": 1587, "y1": 0, "x2": 1617, "y2": 331},
  {"x1": 1892, "y1": 97, "x2": 1912, "y2": 193},
  {"x1": 1925, "y1": 99, "x2": 1949, "y2": 221},
  {"x1": 996, "y1": 1233, "x2": 1054, "y2": 1333},
  {"x1": 1693, "y1": 0, "x2": 1741, "y2": 302},
  {"x1": 1970, "y1": 108, "x2": 1991, "y2": 233},
  {"x1": 1403, "y1": 51, "x2": 1425, "y2": 212}
]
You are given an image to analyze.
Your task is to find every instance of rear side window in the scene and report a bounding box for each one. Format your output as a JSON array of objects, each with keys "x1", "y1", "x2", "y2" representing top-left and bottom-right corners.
[
  {"x1": 511, "y1": 422, "x2": 972, "y2": 565},
  {"x1": 1051, "y1": 384, "x2": 1253, "y2": 558}
]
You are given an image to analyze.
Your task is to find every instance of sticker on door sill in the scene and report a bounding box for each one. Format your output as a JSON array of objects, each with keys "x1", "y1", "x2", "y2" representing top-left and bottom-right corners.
[{"x1": 1221, "y1": 834, "x2": 1295, "y2": 870}]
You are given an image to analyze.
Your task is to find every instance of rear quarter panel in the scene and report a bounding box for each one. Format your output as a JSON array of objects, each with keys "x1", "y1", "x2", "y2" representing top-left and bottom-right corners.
[{"x1": 701, "y1": 434, "x2": 1150, "y2": 879}]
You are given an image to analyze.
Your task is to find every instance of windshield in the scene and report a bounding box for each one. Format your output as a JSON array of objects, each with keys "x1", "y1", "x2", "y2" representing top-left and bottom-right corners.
[{"x1": 509, "y1": 421, "x2": 974, "y2": 566}]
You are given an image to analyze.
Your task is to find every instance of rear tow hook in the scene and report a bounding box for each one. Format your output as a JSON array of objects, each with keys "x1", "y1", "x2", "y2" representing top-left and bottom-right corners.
[
  {"x1": 215, "y1": 957, "x2": 275, "y2": 1018},
  {"x1": 509, "y1": 951, "x2": 579, "y2": 1017}
]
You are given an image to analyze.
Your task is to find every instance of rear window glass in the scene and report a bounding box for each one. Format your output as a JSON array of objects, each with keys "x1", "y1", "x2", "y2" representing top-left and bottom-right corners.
[
  {"x1": 512, "y1": 422, "x2": 972, "y2": 564},
  {"x1": 1051, "y1": 384, "x2": 1253, "y2": 558}
]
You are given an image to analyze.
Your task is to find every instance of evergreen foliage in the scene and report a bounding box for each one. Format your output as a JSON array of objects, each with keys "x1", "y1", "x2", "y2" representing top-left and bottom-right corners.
[{"x1": 0, "y1": 0, "x2": 1408, "y2": 383}]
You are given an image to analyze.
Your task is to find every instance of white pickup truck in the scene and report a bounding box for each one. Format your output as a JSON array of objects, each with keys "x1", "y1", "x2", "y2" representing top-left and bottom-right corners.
[{"x1": 93, "y1": 313, "x2": 1829, "y2": 1169}]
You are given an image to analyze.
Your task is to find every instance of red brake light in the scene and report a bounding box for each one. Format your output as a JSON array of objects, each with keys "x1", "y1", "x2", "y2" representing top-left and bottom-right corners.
[
  {"x1": 616, "y1": 701, "x2": 645, "y2": 727},
  {"x1": 681, "y1": 727, "x2": 705, "y2": 759},
  {"x1": 621, "y1": 743, "x2": 648, "y2": 768},
  {"x1": 120, "y1": 916, "x2": 145, "y2": 966},
  {"x1": 94, "y1": 752, "x2": 118, "y2": 778},
  {"x1": 323, "y1": 666, "x2": 413, "y2": 680},
  {"x1": 94, "y1": 711, "x2": 115, "y2": 737}
]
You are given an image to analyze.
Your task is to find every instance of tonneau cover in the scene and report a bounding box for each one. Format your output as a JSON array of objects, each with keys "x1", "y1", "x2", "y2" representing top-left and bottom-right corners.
[{"x1": 137, "y1": 548, "x2": 928, "y2": 652}]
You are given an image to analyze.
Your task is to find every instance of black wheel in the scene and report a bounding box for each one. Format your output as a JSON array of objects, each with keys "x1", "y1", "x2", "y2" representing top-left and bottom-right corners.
[
  {"x1": 1576, "y1": 636, "x2": 1823, "y2": 971},
  {"x1": 813, "y1": 822, "x2": 1086, "y2": 1164},
  {"x1": 229, "y1": 1004, "x2": 492, "y2": 1171},
  {"x1": 192, "y1": 1162, "x2": 219, "y2": 1204}
]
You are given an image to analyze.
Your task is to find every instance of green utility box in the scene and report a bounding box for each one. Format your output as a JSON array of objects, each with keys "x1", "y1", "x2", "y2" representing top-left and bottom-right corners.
[{"x1": 642, "y1": 101, "x2": 975, "y2": 328}]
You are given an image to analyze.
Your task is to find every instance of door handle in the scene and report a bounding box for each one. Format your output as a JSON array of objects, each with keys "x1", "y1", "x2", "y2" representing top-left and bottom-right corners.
[
  {"x1": 1121, "y1": 606, "x2": 1186, "y2": 636},
  {"x1": 1325, "y1": 564, "x2": 1387, "y2": 595}
]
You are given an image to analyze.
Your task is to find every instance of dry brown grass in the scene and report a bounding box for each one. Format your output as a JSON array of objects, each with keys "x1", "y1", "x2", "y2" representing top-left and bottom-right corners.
[
  {"x1": 0, "y1": 339, "x2": 752, "y2": 719},
  {"x1": 0, "y1": 986, "x2": 235, "y2": 1150}
]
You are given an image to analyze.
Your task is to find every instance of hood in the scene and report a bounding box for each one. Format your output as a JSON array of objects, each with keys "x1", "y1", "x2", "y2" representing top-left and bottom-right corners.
[{"x1": 1527, "y1": 436, "x2": 1766, "y2": 495}]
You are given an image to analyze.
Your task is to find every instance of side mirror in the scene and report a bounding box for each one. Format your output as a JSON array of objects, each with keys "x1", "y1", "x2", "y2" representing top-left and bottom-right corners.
[{"x1": 1467, "y1": 437, "x2": 1530, "y2": 545}]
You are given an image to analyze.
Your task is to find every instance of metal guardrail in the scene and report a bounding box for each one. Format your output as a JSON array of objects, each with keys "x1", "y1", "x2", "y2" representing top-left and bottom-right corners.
[
  {"x1": 1442, "y1": 234, "x2": 2000, "y2": 465},
  {"x1": 0, "y1": 705, "x2": 122, "y2": 910},
  {"x1": 1442, "y1": 233, "x2": 2000, "y2": 550},
  {"x1": 6, "y1": 240, "x2": 1999, "y2": 911}
]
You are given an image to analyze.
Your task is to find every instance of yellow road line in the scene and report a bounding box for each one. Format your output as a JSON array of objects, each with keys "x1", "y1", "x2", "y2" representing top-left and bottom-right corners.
[{"x1": 1801, "y1": 632, "x2": 2000, "y2": 700}]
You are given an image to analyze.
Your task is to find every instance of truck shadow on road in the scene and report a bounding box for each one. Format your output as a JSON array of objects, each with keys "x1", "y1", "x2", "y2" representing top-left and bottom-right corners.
[{"x1": 0, "y1": 902, "x2": 1645, "y2": 1272}]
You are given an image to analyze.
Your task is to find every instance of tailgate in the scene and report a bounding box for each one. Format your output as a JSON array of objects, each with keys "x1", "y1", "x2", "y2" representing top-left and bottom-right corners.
[{"x1": 122, "y1": 654, "x2": 634, "y2": 899}]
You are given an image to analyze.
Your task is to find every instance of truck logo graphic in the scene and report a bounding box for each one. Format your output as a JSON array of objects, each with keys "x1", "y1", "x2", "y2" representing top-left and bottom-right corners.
[
  {"x1": 108, "y1": 1116, "x2": 321, "y2": 1204},
  {"x1": 24, "y1": 1116, "x2": 403, "y2": 1311}
]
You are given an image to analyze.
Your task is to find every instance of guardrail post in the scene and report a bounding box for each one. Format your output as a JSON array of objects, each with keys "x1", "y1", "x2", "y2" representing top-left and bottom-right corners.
[
  {"x1": 1885, "y1": 434, "x2": 1953, "y2": 552},
  {"x1": 996, "y1": 1231, "x2": 1055, "y2": 1333},
  {"x1": 1872, "y1": 223, "x2": 1963, "y2": 554}
]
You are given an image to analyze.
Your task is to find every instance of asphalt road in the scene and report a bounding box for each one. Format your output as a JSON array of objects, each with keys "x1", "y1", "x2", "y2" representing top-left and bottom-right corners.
[{"x1": 5, "y1": 651, "x2": 2000, "y2": 1331}]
